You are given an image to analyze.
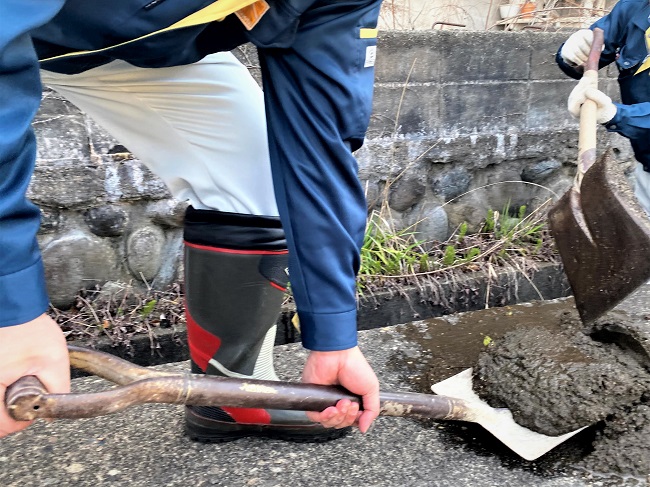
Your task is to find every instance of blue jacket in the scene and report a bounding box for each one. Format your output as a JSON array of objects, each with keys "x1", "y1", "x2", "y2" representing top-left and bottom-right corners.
[
  {"x1": 0, "y1": 0, "x2": 382, "y2": 351},
  {"x1": 557, "y1": 0, "x2": 650, "y2": 170}
]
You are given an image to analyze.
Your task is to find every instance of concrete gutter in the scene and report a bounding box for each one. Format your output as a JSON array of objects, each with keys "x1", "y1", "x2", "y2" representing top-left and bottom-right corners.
[{"x1": 70, "y1": 262, "x2": 570, "y2": 369}]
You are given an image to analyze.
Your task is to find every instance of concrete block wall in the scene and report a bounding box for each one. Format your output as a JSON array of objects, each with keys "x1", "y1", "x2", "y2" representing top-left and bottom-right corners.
[
  {"x1": 357, "y1": 30, "x2": 631, "y2": 239},
  {"x1": 29, "y1": 30, "x2": 635, "y2": 307}
]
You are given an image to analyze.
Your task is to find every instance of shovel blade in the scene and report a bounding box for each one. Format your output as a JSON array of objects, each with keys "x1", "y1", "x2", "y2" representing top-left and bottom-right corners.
[
  {"x1": 432, "y1": 369, "x2": 585, "y2": 461},
  {"x1": 548, "y1": 149, "x2": 650, "y2": 323}
]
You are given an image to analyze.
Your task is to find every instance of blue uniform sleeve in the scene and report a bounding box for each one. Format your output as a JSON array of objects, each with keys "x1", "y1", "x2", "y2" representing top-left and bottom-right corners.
[
  {"x1": 0, "y1": 1, "x2": 66, "y2": 327},
  {"x1": 605, "y1": 102, "x2": 650, "y2": 139},
  {"x1": 251, "y1": 0, "x2": 382, "y2": 351}
]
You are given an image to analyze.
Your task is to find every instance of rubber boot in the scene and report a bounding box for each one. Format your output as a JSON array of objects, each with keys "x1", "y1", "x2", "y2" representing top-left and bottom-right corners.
[{"x1": 183, "y1": 207, "x2": 347, "y2": 442}]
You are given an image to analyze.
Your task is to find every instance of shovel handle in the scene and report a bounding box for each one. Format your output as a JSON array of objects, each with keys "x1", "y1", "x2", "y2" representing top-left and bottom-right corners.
[
  {"x1": 578, "y1": 27, "x2": 605, "y2": 175},
  {"x1": 6, "y1": 347, "x2": 476, "y2": 423}
]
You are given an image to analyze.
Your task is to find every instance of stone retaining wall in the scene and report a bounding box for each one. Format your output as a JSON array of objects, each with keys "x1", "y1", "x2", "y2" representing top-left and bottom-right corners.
[{"x1": 31, "y1": 30, "x2": 632, "y2": 307}]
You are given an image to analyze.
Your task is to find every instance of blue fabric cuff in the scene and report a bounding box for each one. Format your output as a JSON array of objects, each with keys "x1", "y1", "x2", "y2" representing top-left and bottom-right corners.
[
  {"x1": 604, "y1": 106, "x2": 623, "y2": 130},
  {"x1": 0, "y1": 258, "x2": 49, "y2": 327},
  {"x1": 299, "y1": 309, "x2": 358, "y2": 351}
]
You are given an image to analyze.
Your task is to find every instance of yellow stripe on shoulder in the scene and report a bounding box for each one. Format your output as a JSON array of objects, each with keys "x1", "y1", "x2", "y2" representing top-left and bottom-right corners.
[
  {"x1": 636, "y1": 26, "x2": 650, "y2": 75},
  {"x1": 360, "y1": 28, "x2": 378, "y2": 39},
  {"x1": 168, "y1": 0, "x2": 259, "y2": 30},
  {"x1": 39, "y1": 0, "x2": 260, "y2": 63},
  {"x1": 636, "y1": 57, "x2": 650, "y2": 75}
]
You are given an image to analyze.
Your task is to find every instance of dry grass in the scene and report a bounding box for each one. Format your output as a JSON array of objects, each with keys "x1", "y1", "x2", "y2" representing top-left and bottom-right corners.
[
  {"x1": 48, "y1": 201, "x2": 560, "y2": 350},
  {"x1": 49, "y1": 282, "x2": 185, "y2": 348}
]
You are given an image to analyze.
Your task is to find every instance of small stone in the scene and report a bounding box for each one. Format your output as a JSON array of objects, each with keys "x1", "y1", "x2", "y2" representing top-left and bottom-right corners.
[
  {"x1": 521, "y1": 159, "x2": 562, "y2": 184},
  {"x1": 388, "y1": 173, "x2": 426, "y2": 212},
  {"x1": 431, "y1": 167, "x2": 472, "y2": 202},
  {"x1": 115, "y1": 161, "x2": 170, "y2": 200},
  {"x1": 42, "y1": 231, "x2": 119, "y2": 308},
  {"x1": 65, "y1": 463, "x2": 85, "y2": 474},
  {"x1": 362, "y1": 180, "x2": 381, "y2": 210},
  {"x1": 126, "y1": 225, "x2": 166, "y2": 281},
  {"x1": 107, "y1": 469, "x2": 121, "y2": 477},
  {"x1": 408, "y1": 203, "x2": 449, "y2": 246},
  {"x1": 84, "y1": 205, "x2": 129, "y2": 237},
  {"x1": 147, "y1": 199, "x2": 189, "y2": 228},
  {"x1": 39, "y1": 207, "x2": 61, "y2": 234}
]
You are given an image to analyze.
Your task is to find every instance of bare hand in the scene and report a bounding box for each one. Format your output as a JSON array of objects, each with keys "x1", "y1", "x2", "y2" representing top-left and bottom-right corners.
[
  {"x1": 0, "y1": 314, "x2": 70, "y2": 437},
  {"x1": 302, "y1": 346, "x2": 380, "y2": 433}
]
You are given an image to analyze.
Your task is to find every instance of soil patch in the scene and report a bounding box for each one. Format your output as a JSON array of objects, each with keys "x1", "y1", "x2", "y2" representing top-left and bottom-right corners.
[{"x1": 474, "y1": 309, "x2": 650, "y2": 477}]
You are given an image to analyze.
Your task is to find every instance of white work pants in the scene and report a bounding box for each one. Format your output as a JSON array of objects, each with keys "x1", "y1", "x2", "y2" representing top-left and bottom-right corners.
[{"x1": 40, "y1": 52, "x2": 278, "y2": 217}]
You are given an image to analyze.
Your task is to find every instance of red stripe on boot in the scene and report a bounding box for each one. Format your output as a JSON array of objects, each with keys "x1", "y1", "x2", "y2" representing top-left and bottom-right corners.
[
  {"x1": 186, "y1": 305, "x2": 222, "y2": 372},
  {"x1": 222, "y1": 406, "x2": 272, "y2": 424},
  {"x1": 185, "y1": 241, "x2": 288, "y2": 256}
]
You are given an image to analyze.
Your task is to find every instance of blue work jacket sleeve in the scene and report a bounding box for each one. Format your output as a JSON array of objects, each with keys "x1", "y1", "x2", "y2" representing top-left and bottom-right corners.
[
  {"x1": 0, "y1": 1, "x2": 66, "y2": 327},
  {"x1": 253, "y1": 0, "x2": 382, "y2": 351},
  {"x1": 592, "y1": 0, "x2": 650, "y2": 72},
  {"x1": 605, "y1": 102, "x2": 650, "y2": 139}
]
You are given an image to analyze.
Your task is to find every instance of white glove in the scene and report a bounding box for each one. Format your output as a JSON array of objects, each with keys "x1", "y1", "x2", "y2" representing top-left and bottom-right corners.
[
  {"x1": 567, "y1": 71, "x2": 597, "y2": 118},
  {"x1": 568, "y1": 75, "x2": 617, "y2": 124},
  {"x1": 585, "y1": 88, "x2": 617, "y2": 124},
  {"x1": 561, "y1": 29, "x2": 594, "y2": 66}
]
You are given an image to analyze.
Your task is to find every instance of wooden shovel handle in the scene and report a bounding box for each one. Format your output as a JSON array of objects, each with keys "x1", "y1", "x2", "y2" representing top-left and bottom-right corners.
[{"x1": 578, "y1": 27, "x2": 605, "y2": 174}]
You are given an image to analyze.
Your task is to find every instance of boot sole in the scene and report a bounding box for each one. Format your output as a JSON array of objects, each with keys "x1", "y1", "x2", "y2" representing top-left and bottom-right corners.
[{"x1": 185, "y1": 410, "x2": 350, "y2": 444}]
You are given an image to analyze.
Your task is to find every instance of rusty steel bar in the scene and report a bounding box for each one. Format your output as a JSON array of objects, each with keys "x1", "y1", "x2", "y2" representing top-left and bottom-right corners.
[{"x1": 6, "y1": 346, "x2": 474, "y2": 423}]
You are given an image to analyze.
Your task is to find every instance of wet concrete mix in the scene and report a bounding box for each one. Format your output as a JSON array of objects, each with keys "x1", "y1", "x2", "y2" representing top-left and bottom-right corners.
[
  {"x1": 473, "y1": 309, "x2": 650, "y2": 477},
  {"x1": 387, "y1": 300, "x2": 650, "y2": 480}
]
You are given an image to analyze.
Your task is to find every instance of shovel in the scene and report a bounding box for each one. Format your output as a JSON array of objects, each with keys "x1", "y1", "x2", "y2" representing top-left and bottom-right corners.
[
  {"x1": 6, "y1": 346, "x2": 582, "y2": 461},
  {"x1": 548, "y1": 27, "x2": 650, "y2": 323}
]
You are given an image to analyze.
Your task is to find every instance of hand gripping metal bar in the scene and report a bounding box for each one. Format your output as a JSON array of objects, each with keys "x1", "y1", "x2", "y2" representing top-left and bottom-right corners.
[{"x1": 6, "y1": 346, "x2": 474, "y2": 422}]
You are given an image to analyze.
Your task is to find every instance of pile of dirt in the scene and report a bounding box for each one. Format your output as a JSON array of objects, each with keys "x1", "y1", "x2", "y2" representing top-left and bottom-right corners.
[{"x1": 474, "y1": 309, "x2": 650, "y2": 476}]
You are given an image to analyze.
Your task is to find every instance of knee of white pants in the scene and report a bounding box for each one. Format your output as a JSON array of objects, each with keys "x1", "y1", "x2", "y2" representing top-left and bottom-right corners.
[{"x1": 41, "y1": 53, "x2": 279, "y2": 217}]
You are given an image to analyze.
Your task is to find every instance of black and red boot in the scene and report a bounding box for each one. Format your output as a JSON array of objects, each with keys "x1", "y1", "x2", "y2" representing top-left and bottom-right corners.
[{"x1": 183, "y1": 207, "x2": 347, "y2": 442}]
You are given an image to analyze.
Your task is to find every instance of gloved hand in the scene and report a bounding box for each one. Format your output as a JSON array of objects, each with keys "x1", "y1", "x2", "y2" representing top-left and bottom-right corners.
[
  {"x1": 561, "y1": 29, "x2": 594, "y2": 66},
  {"x1": 568, "y1": 74, "x2": 617, "y2": 123},
  {"x1": 584, "y1": 88, "x2": 618, "y2": 124},
  {"x1": 568, "y1": 71, "x2": 597, "y2": 117}
]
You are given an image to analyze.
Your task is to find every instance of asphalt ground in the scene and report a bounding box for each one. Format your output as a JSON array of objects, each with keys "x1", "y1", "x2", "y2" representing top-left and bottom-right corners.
[{"x1": 1, "y1": 284, "x2": 649, "y2": 487}]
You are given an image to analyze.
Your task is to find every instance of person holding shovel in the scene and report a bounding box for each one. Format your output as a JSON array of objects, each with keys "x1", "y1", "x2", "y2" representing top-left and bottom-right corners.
[
  {"x1": 0, "y1": 0, "x2": 382, "y2": 441},
  {"x1": 557, "y1": 0, "x2": 650, "y2": 215}
]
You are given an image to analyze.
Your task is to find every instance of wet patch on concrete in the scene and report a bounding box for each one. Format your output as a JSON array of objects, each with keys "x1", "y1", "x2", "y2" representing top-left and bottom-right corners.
[{"x1": 385, "y1": 298, "x2": 650, "y2": 479}]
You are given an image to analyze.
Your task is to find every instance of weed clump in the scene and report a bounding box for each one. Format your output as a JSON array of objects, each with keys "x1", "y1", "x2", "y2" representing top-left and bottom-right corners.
[{"x1": 358, "y1": 200, "x2": 557, "y2": 296}]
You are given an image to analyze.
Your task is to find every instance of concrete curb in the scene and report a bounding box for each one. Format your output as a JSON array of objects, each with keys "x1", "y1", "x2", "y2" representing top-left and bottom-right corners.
[{"x1": 69, "y1": 262, "x2": 569, "y2": 369}]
